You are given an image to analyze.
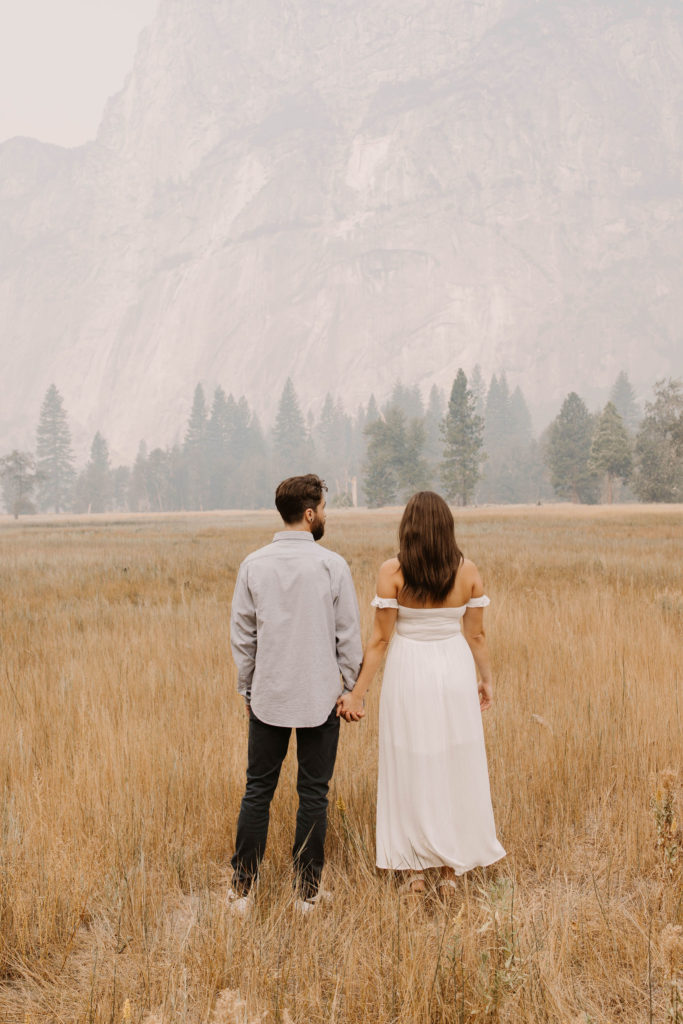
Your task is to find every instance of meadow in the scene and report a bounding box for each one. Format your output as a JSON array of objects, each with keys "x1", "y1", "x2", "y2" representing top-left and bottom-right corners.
[{"x1": 0, "y1": 505, "x2": 681, "y2": 1023}]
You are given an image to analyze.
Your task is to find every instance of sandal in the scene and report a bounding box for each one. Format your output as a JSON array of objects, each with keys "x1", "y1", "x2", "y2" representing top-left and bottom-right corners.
[
  {"x1": 398, "y1": 871, "x2": 427, "y2": 896},
  {"x1": 436, "y1": 878, "x2": 458, "y2": 900}
]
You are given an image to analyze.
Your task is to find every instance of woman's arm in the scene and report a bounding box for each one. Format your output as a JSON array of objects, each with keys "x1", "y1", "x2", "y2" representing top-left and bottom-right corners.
[
  {"x1": 336, "y1": 560, "x2": 399, "y2": 722},
  {"x1": 461, "y1": 563, "x2": 494, "y2": 711}
]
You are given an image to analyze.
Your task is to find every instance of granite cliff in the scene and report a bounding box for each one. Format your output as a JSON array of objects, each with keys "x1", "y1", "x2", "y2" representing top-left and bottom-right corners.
[{"x1": 1, "y1": 0, "x2": 682, "y2": 457}]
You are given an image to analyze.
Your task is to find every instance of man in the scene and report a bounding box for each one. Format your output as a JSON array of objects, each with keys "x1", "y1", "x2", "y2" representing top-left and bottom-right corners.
[{"x1": 228, "y1": 474, "x2": 362, "y2": 915}]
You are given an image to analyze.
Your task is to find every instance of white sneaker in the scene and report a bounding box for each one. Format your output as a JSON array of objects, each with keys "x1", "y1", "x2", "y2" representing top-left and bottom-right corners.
[
  {"x1": 294, "y1": 888, "x2": 332, "y2": 915},
  {"x1": 294, "y1": 897, "x2": 318, "y2": 915},
  {"x1": 226, "y1": 887, "x2": 253, "y2": 918}
]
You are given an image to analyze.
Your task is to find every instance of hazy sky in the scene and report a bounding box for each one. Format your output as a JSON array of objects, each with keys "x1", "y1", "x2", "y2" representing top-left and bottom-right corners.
[{"x1": 0, "y1": 0, "x2": 159, "y2": 148}]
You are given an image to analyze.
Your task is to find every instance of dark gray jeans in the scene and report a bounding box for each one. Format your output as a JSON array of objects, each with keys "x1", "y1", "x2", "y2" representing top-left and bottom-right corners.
[{"x1": 231, "y1": 704, "x2": 340, "y2": 901}]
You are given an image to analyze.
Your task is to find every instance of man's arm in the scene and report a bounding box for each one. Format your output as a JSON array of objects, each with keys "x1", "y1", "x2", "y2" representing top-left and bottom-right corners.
[
  {"x1": 335, "y1": 562, "x2": 363, "y2": 692},
  {"x1": 230, "y1": 564, "x2": 257, "y2": 702}
]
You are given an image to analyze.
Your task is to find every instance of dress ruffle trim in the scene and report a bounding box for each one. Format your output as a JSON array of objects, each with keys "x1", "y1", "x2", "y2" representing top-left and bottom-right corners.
[{"x1": 371, "y1": 594, "x2": 490, "y2": 609}]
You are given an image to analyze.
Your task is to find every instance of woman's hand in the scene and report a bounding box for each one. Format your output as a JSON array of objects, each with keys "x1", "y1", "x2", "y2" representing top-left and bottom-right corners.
[
  {"x1": 336, "y1": 690, "x2": 366, "y2": 722},
  {"x1": 478, "y1": 679, "x2": 493, "y2": 711}
]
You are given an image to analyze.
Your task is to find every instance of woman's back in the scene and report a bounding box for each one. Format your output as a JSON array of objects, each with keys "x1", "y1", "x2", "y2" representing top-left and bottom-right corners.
[{"x1": 379, "y1": 555, "x2": 481, "y2": 610}]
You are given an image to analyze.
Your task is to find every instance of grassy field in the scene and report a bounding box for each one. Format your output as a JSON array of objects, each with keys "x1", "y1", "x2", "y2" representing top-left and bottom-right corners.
[{"x1": 0, "y1": 505, "x2": 681, "y2": 1023}]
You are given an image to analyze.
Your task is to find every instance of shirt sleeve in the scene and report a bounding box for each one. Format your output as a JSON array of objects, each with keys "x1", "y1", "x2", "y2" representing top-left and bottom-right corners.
[
  {"x1": 335, "y1": 562, "x2": 363, "y2": 692},
  {"x1": 230, "y1": 564, "x2": 257, "y2": 700}
]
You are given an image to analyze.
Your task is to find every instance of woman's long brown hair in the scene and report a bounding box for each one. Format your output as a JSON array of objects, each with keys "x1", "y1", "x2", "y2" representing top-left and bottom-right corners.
[{"x1": 398, "y1": 491, "x2": 463, "y2": 604}]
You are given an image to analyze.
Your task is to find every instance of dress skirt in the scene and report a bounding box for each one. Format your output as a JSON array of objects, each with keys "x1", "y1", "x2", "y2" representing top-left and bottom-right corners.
[{"x1": 376, "y1": 611, "x2": 506, "y2": 873}]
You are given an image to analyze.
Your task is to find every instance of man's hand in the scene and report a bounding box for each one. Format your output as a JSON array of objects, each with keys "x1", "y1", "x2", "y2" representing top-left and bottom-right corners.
[
  {"x1": 244, "y1": 700, "x2": 251, "y2": 719},
  {"x1": 336, "y1": 690, "x2": 365, "y2": 722}
]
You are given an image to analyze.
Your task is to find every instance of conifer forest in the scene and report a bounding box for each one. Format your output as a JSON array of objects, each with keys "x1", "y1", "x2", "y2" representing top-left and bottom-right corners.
[{"x1": 1, "y1": 371, "x2": 681, "y2": 517}]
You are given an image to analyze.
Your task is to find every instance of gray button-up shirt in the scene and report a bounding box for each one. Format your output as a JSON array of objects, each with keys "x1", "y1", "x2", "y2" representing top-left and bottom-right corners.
[{"x1": 230, "y1": 531, "x2": 363, "y2": 727}]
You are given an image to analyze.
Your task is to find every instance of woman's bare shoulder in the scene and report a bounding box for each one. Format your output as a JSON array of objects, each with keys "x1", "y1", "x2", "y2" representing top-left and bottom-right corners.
[
  {"x1": 379, "y1": 556, "x2": 401, "y2": 578},
  {"x1": 459, "y1": 558, "x2": 485, "y2": 597},
  {"x1": 377, "y1": 557, "x2": 402, "y2": 594}
]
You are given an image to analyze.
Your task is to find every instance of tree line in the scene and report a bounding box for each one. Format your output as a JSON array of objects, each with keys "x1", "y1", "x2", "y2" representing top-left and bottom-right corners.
[{"x1": 1, "y1": 371, "x2": 682, "y2": 517}]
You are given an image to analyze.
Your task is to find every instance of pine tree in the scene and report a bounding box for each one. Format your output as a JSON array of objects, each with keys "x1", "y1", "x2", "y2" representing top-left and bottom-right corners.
[
  {"x1": 363, "y1": 416, "x2": 399, "y2": 507},
  {"x1": 183, "y1": 383, "x2": 210, "y2": 509},
  {"x1": 356, "y1": 394, "x2": 381, "y2": 505},
  {"x1": 423, "y1": 385, "x2": 445, "y2": 487},
  {"x1": 384, "y1": 382, "x2": 423, "y2": 421},
  {"x1": 336, "y1": 398, "x2": 355, "y2": 500},
  {"x1": 400, "y1": 416, "x2": 430, "y2": 497},
  {"x1": 364, "y1": 390, "x2": 430, "y2": 506},
  {"x1": 469, "y1": 365, "x2": 486, "y2": 418},
  {"x1": 440, "y1": 370, "x2": 484, "y2": 505},
  {"x1": 479, "y1": 377, "x2": 540, "y2": 503},
  {"x1": 632, "y1": 379, "x2": 683, "y2": 502},
  {"x1": 589, "y1": 402, "x2": 632, "y2": 503},
  {"x1": 167, "y1": 445, "x2": 186, "y2": 511},
  {"x1": 129, "y1": 444, "x2": 182, "y2": 513},
  {"x1": 206, "y1": 386, "x2": 233, "y2": 508},
  {"x1": 238, "y1": 406, "x2": 270, "y2": 508},
  {"x1": 610, "y1": 372, "x2": 640, "y2": 434},
  {"x1": 147, "y1": 448, "x2": 174, "y2": 511},
  {"x1": 365, "y1": 394, "x2": 380, "y2": 425},
  {"x1": 231, "y1": 397, "x2": 253, "y2": 505},
  {"x1": 381, "y1": 390, "x2": 430, "y2": 500},
  {"x1": 35, "y1": 384, "x2": 75, "y2": 513},
  {"x1": 129, "y1": 441, "x2": 149, "y2": 511},
  {"x1": 508, "y1": 387, "x2": 546, "y2": 502},
  {"x1": 355, "y1": 403, "x2": 367, "y2": 442},
  {"x1": 484, "y1": 374, "x2": 509, "y2": 448},
  {"x1": 478, "y1": 375, "x2": 507, "y2": 502},
  {"x1": 315, "y1": 394, "x2": 354, "y2": 503},
  {"x1": 111, "y1": 466, "x2": 130, "y2": 512},
  {"x1": 80, "y1": 432, "x2": 113, "y2": 513},
  {"x1": 508, "y1": 386, "x2": 533, "y2": 445},
  {"x1": 316, "y1": 393, "x2": 337, "y2": 485},
  {"x1": 272, "y1": 379, "x2": 311, "y2": 481},
  {"x1": 545, "y1": 392, "x2": 599, "y2": 503},
  {"x1": 0, "y1": 450, "x2": 38, "y2": 518}
]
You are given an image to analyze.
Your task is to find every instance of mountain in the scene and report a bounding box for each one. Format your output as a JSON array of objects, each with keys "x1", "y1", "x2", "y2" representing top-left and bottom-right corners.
[{"x1": 1, "y1": 0, "x2": 682, "y2": 459}]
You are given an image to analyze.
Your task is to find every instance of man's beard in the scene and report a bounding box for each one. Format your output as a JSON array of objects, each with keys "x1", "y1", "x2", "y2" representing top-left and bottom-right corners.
[{"x1": 311, "y1": 514, "x2": 325, "y2": 541}]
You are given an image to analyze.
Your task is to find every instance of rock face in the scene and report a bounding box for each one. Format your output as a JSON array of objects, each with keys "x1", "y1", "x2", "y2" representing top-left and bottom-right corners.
[{"x1": 1, "y1": 0, "x2": 682, "y2": 458}]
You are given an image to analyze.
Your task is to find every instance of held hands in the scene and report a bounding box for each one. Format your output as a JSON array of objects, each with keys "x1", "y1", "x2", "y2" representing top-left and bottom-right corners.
[
  {"x1": 336, "y1": 690, "x2": 366, "y2": 723},
  {"x1": 478, "y1": 679, "x2": 493, "y2": 711}
]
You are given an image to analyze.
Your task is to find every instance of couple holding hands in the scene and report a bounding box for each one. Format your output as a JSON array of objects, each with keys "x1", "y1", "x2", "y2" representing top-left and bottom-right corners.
[{"x1": 228, "y1": 474, "x2": 504, "y2": 915}]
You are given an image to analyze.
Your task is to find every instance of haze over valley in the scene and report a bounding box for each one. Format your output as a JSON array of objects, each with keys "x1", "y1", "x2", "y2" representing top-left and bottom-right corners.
[{"x1": 1, "y1": 0, "x2": 682, "y2": 459}]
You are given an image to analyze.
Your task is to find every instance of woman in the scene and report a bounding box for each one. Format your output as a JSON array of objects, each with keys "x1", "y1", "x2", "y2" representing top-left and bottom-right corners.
[{"x1": 337, "y1": 491, "x2": 505, "y2": 895}]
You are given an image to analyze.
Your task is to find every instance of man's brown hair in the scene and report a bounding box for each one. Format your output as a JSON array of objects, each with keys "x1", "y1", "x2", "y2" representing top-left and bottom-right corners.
[{"x1": 275, "y1": 474, "x2": 327, "y2": 524}]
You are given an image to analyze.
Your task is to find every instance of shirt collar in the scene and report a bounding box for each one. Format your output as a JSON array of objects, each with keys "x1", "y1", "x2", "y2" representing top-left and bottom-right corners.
[{"x1": 273, "y1": 530, "x2": 315, "y2": 543}]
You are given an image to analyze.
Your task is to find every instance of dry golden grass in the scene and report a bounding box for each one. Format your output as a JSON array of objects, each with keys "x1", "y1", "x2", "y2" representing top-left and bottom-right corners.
[{"x1": 0, "y1": 505, "x2": 681, "y2": 1023}]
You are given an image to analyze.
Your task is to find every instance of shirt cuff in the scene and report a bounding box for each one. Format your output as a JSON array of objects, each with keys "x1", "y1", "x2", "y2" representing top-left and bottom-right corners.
[
  {"x1": 340, "y1": 668, "x2": 360, "y2": 693},
  {"x1": 237, "y1": 675, "x2": 253, "y2": 699}
]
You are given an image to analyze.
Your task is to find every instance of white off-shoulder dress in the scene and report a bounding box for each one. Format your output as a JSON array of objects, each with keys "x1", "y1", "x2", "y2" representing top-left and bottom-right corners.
[{"x1": 372, "y1": 595, "x2": 506, "y2": 873}]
